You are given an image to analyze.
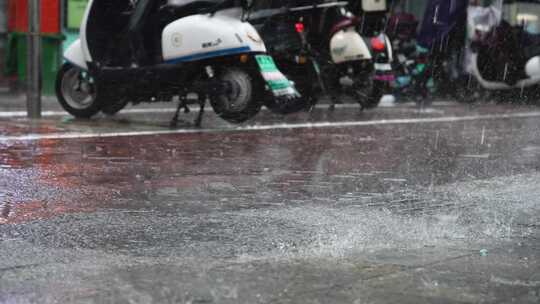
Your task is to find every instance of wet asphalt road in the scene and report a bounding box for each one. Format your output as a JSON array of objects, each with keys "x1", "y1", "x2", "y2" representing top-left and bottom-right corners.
[{"x1": 1, "y1": 101, "x2": 540, "y2": 303}]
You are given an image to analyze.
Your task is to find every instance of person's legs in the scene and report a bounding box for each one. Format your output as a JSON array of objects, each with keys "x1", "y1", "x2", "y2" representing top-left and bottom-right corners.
[{"x1": 128, "y1": 0, "x2": 153, "y2": 66}]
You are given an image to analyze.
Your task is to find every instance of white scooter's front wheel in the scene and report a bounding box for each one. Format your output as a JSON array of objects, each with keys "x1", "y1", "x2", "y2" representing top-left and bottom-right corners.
[
  {"x1": 56, "y1": 63, "x2": 103, "y2": 118},
  {"x1": 210, "y1": 67, "x2": 263, "y2": 124}
]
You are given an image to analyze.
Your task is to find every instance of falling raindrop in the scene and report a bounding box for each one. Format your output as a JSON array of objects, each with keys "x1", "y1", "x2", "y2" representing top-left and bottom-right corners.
[
  {"x1": 359, "y1": 13, "x2": 366, "y2": 34},
  {"x1": 481, "y1": 126, "x2": 486, "y2": 145},
  {"x1": 393, "y1": 17, "x2": 400, "y2": 33},
  {"x1": 0, "y1": 201, "x2": 11, "y2": 223}
]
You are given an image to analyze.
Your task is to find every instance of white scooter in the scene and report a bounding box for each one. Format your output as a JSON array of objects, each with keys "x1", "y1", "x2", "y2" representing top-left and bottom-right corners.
[
  {"x1": 328, "y1": 0, "x2": 393, "y2": 108},
  {"x1": 467, "y1": 0, "x2": 540, "y2": 93},
  {"x1": 58, "y1": 0, "x2": 300, "y2": 126}
]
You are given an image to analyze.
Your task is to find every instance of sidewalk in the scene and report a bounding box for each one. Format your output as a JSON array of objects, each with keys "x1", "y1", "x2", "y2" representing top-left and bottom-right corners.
[
  {"x1": 0, "y1": 92, "x2": 184, "y2": 115},
  {"x1": 0, "y1": 92, "x2": 452, "y2": 114},
  {"x1": 0, "y1": 92, "x2": 373, "y2": 116},
  {"x1": 0, "y1": 92, "x2": 62, "y2": 112}
]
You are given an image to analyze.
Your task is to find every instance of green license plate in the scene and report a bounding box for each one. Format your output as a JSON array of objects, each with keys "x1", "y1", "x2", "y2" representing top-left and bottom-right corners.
[
  {"x1": 255, "y1": 55, "x2": 301, "y2": 97},
  {"x1": 255, "y1": 55, "x2": 279, "y2": 72}
]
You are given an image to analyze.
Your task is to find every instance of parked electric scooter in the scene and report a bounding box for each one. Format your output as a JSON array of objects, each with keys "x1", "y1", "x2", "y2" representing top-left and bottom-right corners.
[
  {"x1": 467, "y1": 0, "x2": 540, "y2": 100},
  {"x1": 246, "y1": 1, "x2": 319, "y2": 114},
  {"x1": 57, "y1": 0, "x2": 302, "y2": 126},
  {"x1": 327, "y1": 0, "x2": 394, "y2": 109},
  {"x1": 348, "y1": 0, "x2": 395, "y2": 102},
  {"x1": 249, "y1": 0, "x2": 393, "y2": 113}
]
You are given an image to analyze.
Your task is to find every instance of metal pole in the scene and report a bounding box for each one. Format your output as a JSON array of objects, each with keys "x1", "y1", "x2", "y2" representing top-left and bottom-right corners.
[{"x1": 26, "y1": 0, "x2": 42, "y2": 118}]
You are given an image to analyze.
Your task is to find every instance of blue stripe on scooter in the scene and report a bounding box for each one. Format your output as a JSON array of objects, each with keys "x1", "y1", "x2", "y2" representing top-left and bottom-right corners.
[{"x1": 165, "y1": 46, "x2": 252, "y2": 64}]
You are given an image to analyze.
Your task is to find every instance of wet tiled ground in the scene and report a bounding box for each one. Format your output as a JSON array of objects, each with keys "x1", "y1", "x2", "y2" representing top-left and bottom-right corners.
[{"x1": 0, "y1": 100, "x2": 539, "y2": 303}]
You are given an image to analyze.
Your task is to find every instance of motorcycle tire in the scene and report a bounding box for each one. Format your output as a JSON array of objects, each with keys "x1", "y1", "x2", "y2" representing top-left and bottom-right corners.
[
  {"x1": 56, "y1": 63, "x2": 103, "y2": 119},
  {"x1": 210, "y1": 67, "x2": 263, "y2": 124},
  {"x1": 455, "y1": 88, "x2": 480, "y2": 104},
  {"x1": 359, "y1": 80, "x2": 384, "y2": 109},
  {"x1": 102, "y1": 99, "x2": 129, "y2": 116}
]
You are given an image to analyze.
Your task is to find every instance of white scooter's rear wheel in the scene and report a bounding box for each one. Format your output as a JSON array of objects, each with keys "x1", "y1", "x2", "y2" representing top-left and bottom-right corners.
[
  {"x1": 210, "y1": 67, "x2": 262, "y2": 124},
  {"x1": 102, "y1": 99, "x2": 129, "y2": 116},
  {"x1": 56, "y1": 63, "x2": 103, "y2": 118},
  {"x1": 356, "y1": 79, "x2": 384, "y2": 109}
]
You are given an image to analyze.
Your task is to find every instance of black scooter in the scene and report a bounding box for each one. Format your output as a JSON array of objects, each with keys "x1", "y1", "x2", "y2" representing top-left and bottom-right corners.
[{"x1": 249, "y1": 1, "x2": 392, "y2": 114}]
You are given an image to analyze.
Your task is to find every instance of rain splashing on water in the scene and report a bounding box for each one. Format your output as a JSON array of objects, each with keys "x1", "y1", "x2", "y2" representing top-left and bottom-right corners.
[{"x1": 237, "y1": 173, "x2": 540, "y2": 261}]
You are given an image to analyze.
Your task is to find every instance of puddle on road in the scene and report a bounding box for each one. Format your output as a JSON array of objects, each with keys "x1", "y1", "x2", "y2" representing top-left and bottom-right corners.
[{"x1": 0, "y1": 173, "x2": 539, "y2": 304}]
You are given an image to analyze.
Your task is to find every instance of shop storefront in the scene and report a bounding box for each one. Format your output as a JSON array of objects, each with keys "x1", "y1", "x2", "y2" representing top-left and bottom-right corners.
[
  {"x1": 4, "y1": 0, "x2": 63, "y2": 95},
  {"x1": 0, "y1": 0, "x2": 9, "y2": 89}
]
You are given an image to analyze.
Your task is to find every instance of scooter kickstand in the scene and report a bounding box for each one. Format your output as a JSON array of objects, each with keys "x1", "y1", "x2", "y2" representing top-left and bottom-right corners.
[
  {"x1": 170, "y1": 96, "x2": 187, "y2": 128},
  {"x1": 329, "y1": 95, "x2": 338, "y2": 112},
  {"x1": 355, "y1": 92, "x2": 366, "y2": 113},
  {"x1": 359, "y1": 103, "x2": 365, "y2": 113},
  {"x1": 307, "y1": 101, "x2": 316, "y2": 113},
  {"x1": 194, "y1": 97, "x2": 206, "y2": 128}
]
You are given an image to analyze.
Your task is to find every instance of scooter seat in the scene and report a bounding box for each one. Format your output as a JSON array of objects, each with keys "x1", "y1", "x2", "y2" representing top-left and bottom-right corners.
[{"x1": 329, "y1": 17, "x2": 362, "y2": 37}]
